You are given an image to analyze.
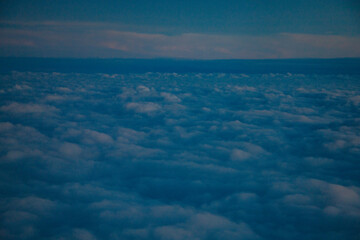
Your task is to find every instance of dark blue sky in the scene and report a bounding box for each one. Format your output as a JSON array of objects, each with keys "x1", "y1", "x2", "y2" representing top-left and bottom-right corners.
[{"x1": 0, "y1": 0, "x2": 360, "y2": 58}]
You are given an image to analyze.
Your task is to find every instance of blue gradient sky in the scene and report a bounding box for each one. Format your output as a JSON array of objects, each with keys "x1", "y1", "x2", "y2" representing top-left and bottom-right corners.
[{"x1": 0, "y1": 0, "x2": 360, "y2": 58}]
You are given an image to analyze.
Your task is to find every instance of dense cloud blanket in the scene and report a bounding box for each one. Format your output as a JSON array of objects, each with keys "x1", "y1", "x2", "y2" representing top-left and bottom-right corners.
[{"x1": 0, "y1": 72, "x2": 360, "y2": 239}]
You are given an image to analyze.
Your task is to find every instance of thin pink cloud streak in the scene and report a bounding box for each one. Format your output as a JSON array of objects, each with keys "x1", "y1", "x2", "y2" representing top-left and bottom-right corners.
[{"x1": 1, "y1": 21, "x2": 360, "y2": 59}]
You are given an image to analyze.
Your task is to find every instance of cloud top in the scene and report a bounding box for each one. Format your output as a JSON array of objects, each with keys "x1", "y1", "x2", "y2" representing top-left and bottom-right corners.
[{"x1": 0, "y1": 71, "x2": 359, "y2": 239}]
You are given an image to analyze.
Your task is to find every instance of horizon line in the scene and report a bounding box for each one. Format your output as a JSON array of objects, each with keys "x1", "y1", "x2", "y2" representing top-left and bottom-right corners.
[{"x1": 1, "y1": 57, "x2": 360, "y2": 61}]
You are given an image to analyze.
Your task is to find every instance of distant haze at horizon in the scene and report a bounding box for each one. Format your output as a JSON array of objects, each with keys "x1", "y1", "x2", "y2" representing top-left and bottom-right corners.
[{"x1": 2, "y1": 58, "x2": 360, "y2": 75}]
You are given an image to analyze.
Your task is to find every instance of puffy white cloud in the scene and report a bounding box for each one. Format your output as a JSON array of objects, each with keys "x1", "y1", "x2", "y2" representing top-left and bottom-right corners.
[
  {"x1": 126, "y1": 102, "x2": 162, "y2": 114},
  {"x1": 72, "y1": 229, "x2": 97, "y2": 240},
  {"x1": 161, "y1": 92, "x2": 181, "y2": 103},
  {"x1": 231, "y1": 149, "x2": 251, "y2": 161},
  {"x1": 0, "y1": 102, "x2": 58, "y2": 114},
  {"x1": 59, "y1": 142, "x2": 82, "y2": 157},
  {"x1": 0, "y1": 71, "x2": 359, "y2": 240},
  {"x1": 83, "y1": 129, "x2": 114, "y2": 144}
]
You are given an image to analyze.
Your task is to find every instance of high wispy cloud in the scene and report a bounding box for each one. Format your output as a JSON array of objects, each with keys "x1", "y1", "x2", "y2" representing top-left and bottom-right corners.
[{"x1": 1, "y1": 21, "x2": 360, "y2": 59}]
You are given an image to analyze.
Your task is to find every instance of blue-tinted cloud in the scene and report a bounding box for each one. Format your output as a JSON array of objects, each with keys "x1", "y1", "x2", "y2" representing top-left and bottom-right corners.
[{"x1": 0, "y1": 71, "x2": 360, "y2": 239}]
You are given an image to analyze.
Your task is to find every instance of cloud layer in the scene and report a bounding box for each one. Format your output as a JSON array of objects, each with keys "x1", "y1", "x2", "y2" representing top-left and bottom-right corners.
[
  {"x1": 0, "y1": 71, "x2": 360, "y2": 239},
  {"x1": 1, "y1": 21, "x2": 360, "y2": 59}
]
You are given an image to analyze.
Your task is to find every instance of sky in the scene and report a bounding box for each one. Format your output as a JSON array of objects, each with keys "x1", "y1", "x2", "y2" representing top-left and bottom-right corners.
[
  {"x1": 0, "y1": 0, "x2": 360, "y2": 59},
  {"x1": 1, "y1": 1, "x2": 360, "y2": 239}
]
